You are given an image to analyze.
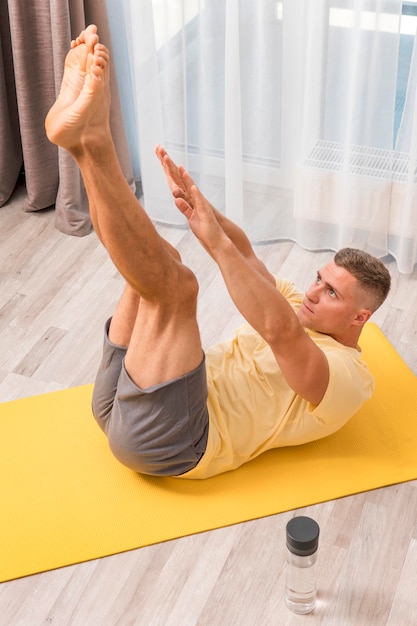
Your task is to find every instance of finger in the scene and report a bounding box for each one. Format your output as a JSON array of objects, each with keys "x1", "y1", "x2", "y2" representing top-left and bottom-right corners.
[
  {"x1": 161, "y1": 152, "x2": 179, "y2": 180},
  {"x1": 155, "y1": 145, "x2": 170, "y2": 168},
  {"x1": 174, "y1": 197, "x2": 193, "y2": 219},
  {"x1": 172, "y1": 185, "x2": 188, "y2": 200},
  {"x1": 180, "y1": 169, "x2": 197, "y2": 200},
  {"x1": 191, "y1": 187, "x2": 209, "y2": 218},
  {"x1": 164, "y1": 153, "x2": 178, "y2": 175},
  {"x1": 181, "y1": 168, "x2": 195, "y2": 184},
  {"x1": 155, "y1": 148, "x2": 180, "y2": 188},
  {"x1": 154, "y1": 144, "x2": 166, "y2": 166}
]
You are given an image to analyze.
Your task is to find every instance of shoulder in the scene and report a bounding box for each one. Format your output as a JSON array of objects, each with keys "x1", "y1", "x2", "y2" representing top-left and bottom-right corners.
[
  {"x1": 311, "y1": 332, "x2": 373, "y2": 378},
  {"x1": 273, "y1": 277, "x2": 304, "y2": 307},
  {"x1": 310, "y1": 332, "x2": 375, "y2": 421}
]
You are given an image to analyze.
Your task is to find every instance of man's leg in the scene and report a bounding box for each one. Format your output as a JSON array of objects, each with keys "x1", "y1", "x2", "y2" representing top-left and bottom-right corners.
[
  {"x1": 109, "y1": 236, "x2": 183, "y2": 348},
  {"x1": 46, "y1": 26, "x2": 203, "y2": 390},
  {"x1": 108, "y1": 283, "x2": 140, "y2": 347}
]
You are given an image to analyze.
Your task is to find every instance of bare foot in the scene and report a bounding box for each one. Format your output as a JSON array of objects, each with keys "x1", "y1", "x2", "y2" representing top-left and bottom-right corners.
[{"x1": 45, "y1": 25, "x2": 111, "y2": 153}]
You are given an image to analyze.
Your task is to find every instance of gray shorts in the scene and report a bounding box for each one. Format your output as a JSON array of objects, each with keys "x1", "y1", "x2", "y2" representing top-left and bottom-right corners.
[{"x1": 92, "y1": 319, "x2": 209, "y2": 476}]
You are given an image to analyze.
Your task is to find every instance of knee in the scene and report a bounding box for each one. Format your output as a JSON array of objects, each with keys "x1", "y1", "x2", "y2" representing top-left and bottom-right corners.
[
  {"x1": 91, "y1": 387, "x2": 114, "y2": 434},
  {"x1": 181, "y1": 266, "x2": 199, "y2": 304},
  {"x1": 104, "y1": 400, "x2": 206, "y2": 477},
  {"x1": 103, "y1": 406, "x2": 167, "y2": 475},
  {"x1": 106, "y1": 422, "x2": 174, "y2": 476},
  {"x1": 164, "y1": 240, "x2": 182, "y2": 262},
  {"x1": 108, "y1": 434, "x2": 155, "y2": 474},
  {"x1": 165, "y1": 264, "x2": 199, "y2": 312}
]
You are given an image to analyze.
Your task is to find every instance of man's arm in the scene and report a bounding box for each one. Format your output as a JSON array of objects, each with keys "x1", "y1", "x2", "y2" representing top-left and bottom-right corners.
[
  {"x1": 210, "y1": 206, "x2": 276, "y2": 285},
  {"x1": 155, "y1": 146, "x2": 275, "y2": 285},
  {"x1": 170, "y1": 166, "x2": 330, "y2": 406},
  {"x1": 210, "y1": 235, "x2": 330, "y2": 405}
]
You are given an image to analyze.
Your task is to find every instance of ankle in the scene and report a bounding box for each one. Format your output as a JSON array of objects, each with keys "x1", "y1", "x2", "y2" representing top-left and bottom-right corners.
[{"x1": 76, "y1": 131, "x2": 114, "y2": 163}]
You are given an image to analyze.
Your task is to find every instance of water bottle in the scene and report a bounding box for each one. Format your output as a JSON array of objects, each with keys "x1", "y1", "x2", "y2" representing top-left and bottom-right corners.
[{"x1": 285, "y1": 516, "x2": 320, "y2": 614}]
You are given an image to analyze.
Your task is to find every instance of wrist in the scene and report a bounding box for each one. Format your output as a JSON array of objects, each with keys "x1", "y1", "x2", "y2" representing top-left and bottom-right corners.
[{"x1": 208, "y1": 231, "x2": 237, "y2": 261}]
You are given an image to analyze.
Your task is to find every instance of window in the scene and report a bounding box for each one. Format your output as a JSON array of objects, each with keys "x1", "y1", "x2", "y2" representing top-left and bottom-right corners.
[{"x1": 395, "y1": 1, "x2": 417, "y2": 142}]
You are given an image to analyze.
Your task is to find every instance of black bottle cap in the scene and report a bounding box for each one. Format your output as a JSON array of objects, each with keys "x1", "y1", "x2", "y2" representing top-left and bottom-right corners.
[{"x1": 286, "y1": 516, "x2": 320, "y2": 556}]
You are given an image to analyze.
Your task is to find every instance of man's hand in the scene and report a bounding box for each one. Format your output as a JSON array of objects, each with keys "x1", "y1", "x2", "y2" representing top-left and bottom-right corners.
[
  {"x1": 155, "y1": 145, "x2": 192, "y2": 206},
  {"x1": 155, "y1": 145, "x2": 227, "y2": 256},
  {"x1": 175, "y1": 169, "x2": 227, "y2": 257},
  {"x1": 155, "y1": 145, "x2": 276, "y2": 284}
]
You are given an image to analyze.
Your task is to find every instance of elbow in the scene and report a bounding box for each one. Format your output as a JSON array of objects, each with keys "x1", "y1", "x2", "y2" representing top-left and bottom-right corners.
[{"x1": 262, "y1": 316, "x2": 301, "y2": 348}]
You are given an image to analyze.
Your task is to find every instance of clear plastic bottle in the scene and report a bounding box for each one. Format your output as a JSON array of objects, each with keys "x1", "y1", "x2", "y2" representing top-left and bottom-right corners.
[{"x1": 285, "y1": 516, "x2": 320, "y2": 614}]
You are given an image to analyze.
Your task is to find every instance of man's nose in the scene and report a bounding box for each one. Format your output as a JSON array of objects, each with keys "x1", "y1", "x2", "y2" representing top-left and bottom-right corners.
[{"x1": 306, "y1": 284, "x2": 320, "y2": 303}]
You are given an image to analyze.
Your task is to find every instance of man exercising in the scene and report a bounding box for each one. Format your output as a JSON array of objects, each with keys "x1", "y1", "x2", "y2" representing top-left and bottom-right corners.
[{"x1": 45, "y1": 25, "x2": 391, "y2": 479}]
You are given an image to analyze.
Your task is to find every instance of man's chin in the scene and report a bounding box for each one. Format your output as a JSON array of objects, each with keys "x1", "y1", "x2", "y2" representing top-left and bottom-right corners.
[
  {"x1": 298, "y1": 315, "x2": 322, "y2": 334},
  {"x1": 297, "y1": 310, "x2": 313, "y2": 328}
]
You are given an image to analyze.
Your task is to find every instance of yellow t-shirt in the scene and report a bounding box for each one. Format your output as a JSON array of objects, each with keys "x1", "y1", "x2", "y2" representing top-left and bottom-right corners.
[{"x1": 180, "y1": 278, "x2": 374, "y2": 479}]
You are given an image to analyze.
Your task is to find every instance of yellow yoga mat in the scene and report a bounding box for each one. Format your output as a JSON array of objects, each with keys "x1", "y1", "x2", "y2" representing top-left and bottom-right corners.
[{"x1": 1, "y1": 323, "x2": 416, "y2": 582}]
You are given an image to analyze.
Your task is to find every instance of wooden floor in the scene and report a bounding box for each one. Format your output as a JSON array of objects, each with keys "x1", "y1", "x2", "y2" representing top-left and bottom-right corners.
[{"x1": 1, "y1": 181, "x2": 416, "y2": 625}]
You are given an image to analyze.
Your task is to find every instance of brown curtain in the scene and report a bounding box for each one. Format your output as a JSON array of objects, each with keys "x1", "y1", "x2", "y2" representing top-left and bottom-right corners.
[{"x1": 0, "y1": 0, "x2": 133, "y2": 235}]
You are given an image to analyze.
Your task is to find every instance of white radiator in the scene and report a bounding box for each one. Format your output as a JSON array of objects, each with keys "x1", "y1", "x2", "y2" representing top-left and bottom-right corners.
[{"x1": 294, "y1": 140, "x2": 417, "y2": 235}]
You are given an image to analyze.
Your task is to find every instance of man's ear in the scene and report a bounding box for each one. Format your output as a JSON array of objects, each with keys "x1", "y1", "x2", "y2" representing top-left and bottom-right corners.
[{"x1": 353, "y1": 308, "x2": 372, "y2": 326}]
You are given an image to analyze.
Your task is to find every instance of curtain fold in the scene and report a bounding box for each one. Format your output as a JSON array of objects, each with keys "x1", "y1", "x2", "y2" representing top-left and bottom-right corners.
[
  {"x1": 110, "y1": 0, "x2": 416, "y2": 273},
  {"x1": 0, "y1": 1, "x2": 22, "y2": 207},
  {"x1": 0, "y1": 0, "x2": 134, "y2": 236}
]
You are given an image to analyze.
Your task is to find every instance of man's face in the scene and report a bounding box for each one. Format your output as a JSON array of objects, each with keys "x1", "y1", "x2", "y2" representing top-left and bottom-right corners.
[{"x1": 297, "y1": 261, "x2": 364, "y2": 338}]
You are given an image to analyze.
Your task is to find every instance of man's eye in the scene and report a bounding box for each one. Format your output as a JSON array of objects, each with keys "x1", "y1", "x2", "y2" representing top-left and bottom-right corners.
[{"x1": 329, "y1": 289, "x2": 336, "y2": 297}]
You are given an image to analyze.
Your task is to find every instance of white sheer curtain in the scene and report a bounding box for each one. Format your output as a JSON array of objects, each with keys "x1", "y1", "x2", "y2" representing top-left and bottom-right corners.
[{"x1": 107, "y1": 0, "x2": 417, "y2": 274}]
